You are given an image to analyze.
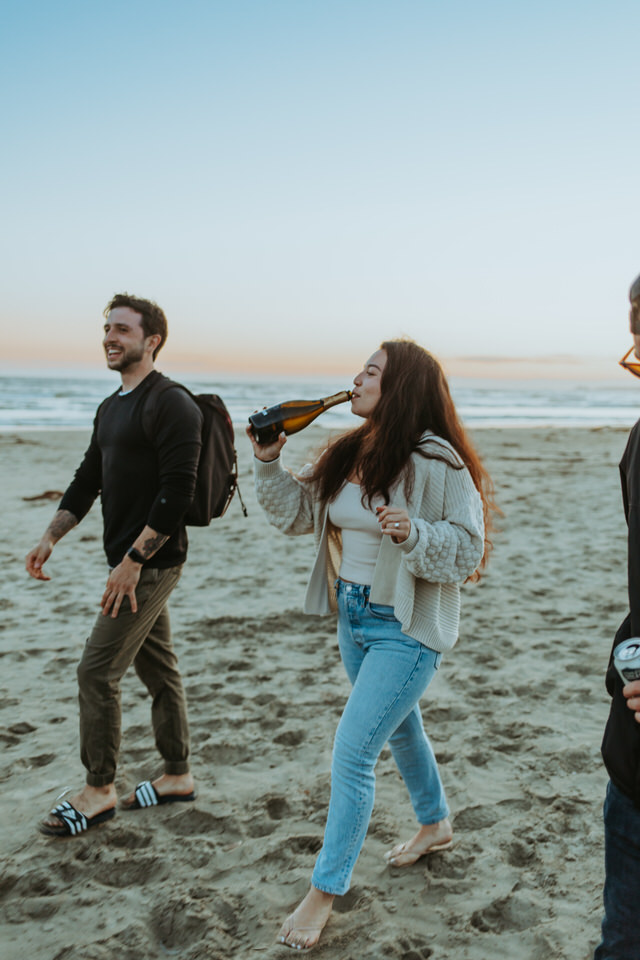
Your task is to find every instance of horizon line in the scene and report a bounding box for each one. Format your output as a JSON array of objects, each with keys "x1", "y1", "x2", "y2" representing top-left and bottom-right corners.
[{"x1": 0, "y1": 351, "x2": 631, "y2": 382}]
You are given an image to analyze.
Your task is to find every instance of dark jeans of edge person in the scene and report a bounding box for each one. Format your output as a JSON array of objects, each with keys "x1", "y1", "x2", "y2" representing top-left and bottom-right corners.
[{"x1": 594, "y1": 780, "x2": 640, "y2": 960}]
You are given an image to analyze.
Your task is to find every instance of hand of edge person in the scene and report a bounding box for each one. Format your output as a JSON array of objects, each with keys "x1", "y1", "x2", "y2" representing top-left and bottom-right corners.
[{"x1": 623, "y1": 679, "x2": 640, "y2": 723}]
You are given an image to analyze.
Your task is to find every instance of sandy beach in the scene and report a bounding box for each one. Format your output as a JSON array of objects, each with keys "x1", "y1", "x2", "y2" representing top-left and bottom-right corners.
[{"x1": 0, "y1": 423, "x2": 630, "y2": 960}]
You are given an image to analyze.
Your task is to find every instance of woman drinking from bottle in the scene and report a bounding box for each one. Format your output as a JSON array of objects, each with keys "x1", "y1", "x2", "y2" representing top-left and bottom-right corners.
[{"x1": 247, "y1": 338, "x2": 494, "y2": 951}]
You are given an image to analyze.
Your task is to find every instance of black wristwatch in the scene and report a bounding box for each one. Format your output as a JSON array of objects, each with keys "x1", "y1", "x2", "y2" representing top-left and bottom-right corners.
[{"x1": 127, "y1": 547, "x2": 146, "y2": 565}]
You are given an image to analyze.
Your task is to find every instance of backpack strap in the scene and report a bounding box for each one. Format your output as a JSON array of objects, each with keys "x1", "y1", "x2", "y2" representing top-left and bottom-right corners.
[{"x1": 140, "y1": 375, "x2": 190, "y2": 443}]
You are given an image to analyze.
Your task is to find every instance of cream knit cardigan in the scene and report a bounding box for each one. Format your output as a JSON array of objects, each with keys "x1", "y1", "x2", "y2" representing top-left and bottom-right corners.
[{"x1": 253, "y1": 433, "x2": 484, "y2": 653}]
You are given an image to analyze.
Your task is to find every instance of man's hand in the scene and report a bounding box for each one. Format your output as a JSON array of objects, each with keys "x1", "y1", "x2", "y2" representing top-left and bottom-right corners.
[
  {"x1": 25, "y1": 539, "x2": 54, "y2": 580},
  {"x1": 101, "y1": 557, "x2": 141, "y2": 618},
  {"x1": 25, "y1": 509, "x2": 79, "y2": 581},
  {"x1": 623, "y1": 680, "x2": 640, "y2": 724},
  {"x1": 24, "y1": 510, "x2": 78, "y2": 580}
]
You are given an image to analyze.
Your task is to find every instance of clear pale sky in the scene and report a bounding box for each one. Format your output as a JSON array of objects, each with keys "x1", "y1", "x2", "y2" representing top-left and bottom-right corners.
[{"x1": 2, "y1": 0, "x2": 639, "y2": 377}]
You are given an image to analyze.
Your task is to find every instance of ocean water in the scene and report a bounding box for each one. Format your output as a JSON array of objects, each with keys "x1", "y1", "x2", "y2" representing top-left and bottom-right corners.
[{"x1": 1, "y1": 370, "x2": 640, "y2": 430}]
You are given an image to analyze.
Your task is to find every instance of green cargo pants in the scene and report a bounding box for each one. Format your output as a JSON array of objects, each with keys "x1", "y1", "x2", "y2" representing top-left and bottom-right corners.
[{"x1": 77, "y1": 564, "x2": 190, "y2": 787}]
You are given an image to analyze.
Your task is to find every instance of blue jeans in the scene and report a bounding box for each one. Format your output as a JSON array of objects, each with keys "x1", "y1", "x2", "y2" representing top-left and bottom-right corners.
[
  {"x1": 311, "y1": 580, "x2": 449, "y2": 896},
  {"x1": 594, "y1": 780, "x2": 640, "y2": 960}
]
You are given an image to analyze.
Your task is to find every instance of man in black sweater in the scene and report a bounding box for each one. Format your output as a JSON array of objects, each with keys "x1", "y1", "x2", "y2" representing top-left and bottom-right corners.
[
  {"x1": 594, "y1": 275, "x2": 640, "y2": 958},
  {"x1": 26, "y1": 294, "x2": 203, "y2": 836}
]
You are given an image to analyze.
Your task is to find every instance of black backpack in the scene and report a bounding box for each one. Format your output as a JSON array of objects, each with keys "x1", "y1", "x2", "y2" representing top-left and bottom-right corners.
[{"x1": 144, "y1": 379, "x2": 247, "y2": 525}]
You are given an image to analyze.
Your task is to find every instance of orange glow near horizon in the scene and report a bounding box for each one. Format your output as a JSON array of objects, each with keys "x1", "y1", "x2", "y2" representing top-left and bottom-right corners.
[
  {"x1": 0, "y1": 343, "x2": 362, "y2": 377},
  {"x1": 0, "y1": 344, "x2": 631, "y2": 382}
]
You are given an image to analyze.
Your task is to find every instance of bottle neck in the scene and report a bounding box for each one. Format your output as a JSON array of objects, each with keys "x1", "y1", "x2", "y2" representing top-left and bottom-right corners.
[{"x1": 322, "y1": 390, "x2": 352, "y2": 410}]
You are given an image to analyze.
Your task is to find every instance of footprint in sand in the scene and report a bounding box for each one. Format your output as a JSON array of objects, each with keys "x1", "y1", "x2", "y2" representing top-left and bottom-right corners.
[
  {"x1": 273, "y1": 729, "x2": 305, "y2": 747},
  {"x1": 151, "y1": 896, "x2": 216, "y2": 947},
  {"x1": 96, "y1": 853, "x2": 168, "y2": 889},
  {"x1": 164, "y1": 808, "x2": 242, "y2": 841},
  {"x1": 264, "y1": 795, "x2": 290, "y2": 820},
  {"x1": 247, "y1": 818, "x2": 279, "y2": 838},
  {"x1": 454, "y1": 797, "x2": 531, "y2": 832},
  {"x1": 505, "y1": 838, "x2": 537, "y2": 867},
  {"x1": 200, "y1": 741, "x2": 252, "y2": 764},
  {"x1": 331, "y1": 884, "x2": 375, "y2": 914},
  {"x1": 470, "y1": 890, "x2": 547, "y2": 933},
  {"x1": 108, "y1": 826, "x2": 153, "y2": 850},
  {"x1": 151, "y1": 893, "x2": 242, "y2": 953},
  {"x1": 27, "y1": 753, "x2": 56, "y2": 768},
  {"x1": 286, "y1": 834, "x2": 323, "y2": 855},
  {"x1": 8, "y1": 721, "x2": 37, "y2": 735},
  {"x1": 395, "y1": 935, "x2": 434, "y2": 960},
  {"x1": 223, "y1": 691, "x2": 244, "y2": 706}
]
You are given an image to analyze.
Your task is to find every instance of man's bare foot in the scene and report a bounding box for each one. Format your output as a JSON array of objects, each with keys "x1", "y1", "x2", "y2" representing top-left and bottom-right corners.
[
  {"x1": 121, "y1": 772, "x2": 195, "y2": 808},
  {"x1": 40, "y1": 783, "x2": 117, "y2": 830},
  {"x1": 384, "y1": 817, "x2": 453, "y2": 867},
  {"x1": 278, "y1": 886, "x2": 334, "y2": 950}
]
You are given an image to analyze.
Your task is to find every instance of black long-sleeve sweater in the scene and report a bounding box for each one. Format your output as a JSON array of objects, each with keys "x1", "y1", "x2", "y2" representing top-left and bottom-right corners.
[
  {"x1": 601, "y1": 419, "x2": 640, "y2": 806},
  {"x1": 60, "y1": 371, "x2": 203, "y2": 568}
]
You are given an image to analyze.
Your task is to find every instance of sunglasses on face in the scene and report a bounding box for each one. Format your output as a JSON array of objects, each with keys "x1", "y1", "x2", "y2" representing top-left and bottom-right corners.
[{"x1": 620, "y1": 345, "x2": 640, "y2": 379}]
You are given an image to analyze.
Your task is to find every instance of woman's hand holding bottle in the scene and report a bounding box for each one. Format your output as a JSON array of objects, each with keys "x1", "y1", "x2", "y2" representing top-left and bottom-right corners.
[
  {"x1": 245, "y1": 422, "x2": 287, "y2": 462},
  {"x1": 376, "y1": 505, "x2": 411, "y2": 544}
]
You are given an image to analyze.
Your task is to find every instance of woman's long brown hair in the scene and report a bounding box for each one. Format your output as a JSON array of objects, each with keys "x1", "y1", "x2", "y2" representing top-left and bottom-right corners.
[{"x1": 306, "y1": 338, "x2": 497, "y2": 576}]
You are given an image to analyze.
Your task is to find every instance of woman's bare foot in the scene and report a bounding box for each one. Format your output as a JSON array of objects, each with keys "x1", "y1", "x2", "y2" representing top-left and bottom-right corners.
[
  {"x1": 40, "y1": 783, "x2": 117, "y2": 830},
  {"x1": 278, "y1": 886, "x2": 334, "y2": 950},
  {"x1": 120, "y1": 772, "x2": 194, "y2": 807},
  {"x1": 384, "y1": 817, "x2": 453, "y2": 867}
]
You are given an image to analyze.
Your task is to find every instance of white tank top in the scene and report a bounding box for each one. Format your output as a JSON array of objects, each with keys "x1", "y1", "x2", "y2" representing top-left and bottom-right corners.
[{"x1": 328, "y1": 482, "x2": 384, "y2": 585}]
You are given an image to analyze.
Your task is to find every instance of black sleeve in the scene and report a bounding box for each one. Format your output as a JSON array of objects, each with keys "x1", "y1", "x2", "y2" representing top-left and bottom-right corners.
[
  {"x1": 623, "y1": 425, "x2": 640, "y2": 636},
  {"x1": 146, "y1": 388, "x2": 203, "y2": 535},
  {"x1": 58, "y1": 410, "x2": 103, "y2": 522}
]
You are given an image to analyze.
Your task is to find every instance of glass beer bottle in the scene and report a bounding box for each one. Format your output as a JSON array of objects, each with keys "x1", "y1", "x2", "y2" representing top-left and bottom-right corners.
[{"x1": 248, "y1": 390, "x2": 352, "y2": 445}]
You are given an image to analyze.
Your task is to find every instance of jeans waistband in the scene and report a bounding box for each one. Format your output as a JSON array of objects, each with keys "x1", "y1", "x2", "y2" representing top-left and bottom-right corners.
[{"x1": 336, "y1": 578, "x2": 371, "y2": 600}]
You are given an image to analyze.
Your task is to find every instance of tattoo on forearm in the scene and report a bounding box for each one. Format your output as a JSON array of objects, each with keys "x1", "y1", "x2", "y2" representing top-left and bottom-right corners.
[
  {"x1": 140, "y1": 532, "x2": 169, "y2": 558},
  {"x1": 46, "y1": 510, "x2": 78, "y2": 542}
]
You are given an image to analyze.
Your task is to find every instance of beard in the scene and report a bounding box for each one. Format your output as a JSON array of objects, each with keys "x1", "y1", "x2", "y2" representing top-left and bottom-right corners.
[{"x1": 105, "y1": 342, "x2": 146, "y2": 371}]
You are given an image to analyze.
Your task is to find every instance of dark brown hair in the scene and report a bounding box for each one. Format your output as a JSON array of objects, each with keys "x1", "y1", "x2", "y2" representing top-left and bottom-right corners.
[
  {"x1": 307, "y1": 338, "x2": 497, "y2": 576},
  {"x1": 103, "y1": 293, "x2": 168, "y2": 359}
]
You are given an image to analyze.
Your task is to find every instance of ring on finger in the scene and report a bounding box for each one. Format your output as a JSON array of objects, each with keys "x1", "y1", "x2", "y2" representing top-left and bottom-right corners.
[{"x1": 394, "y1": 522, "x2": 399, "y2": 528}]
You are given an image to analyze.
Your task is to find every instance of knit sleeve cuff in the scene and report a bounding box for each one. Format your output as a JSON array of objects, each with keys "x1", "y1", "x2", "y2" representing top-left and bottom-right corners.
[
  {"x1": 253, "y1": 455, "x2": 284, "y2": 478},
  {"x1": 396, "y1": 522, "x2": 420, "y2": 553}
]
